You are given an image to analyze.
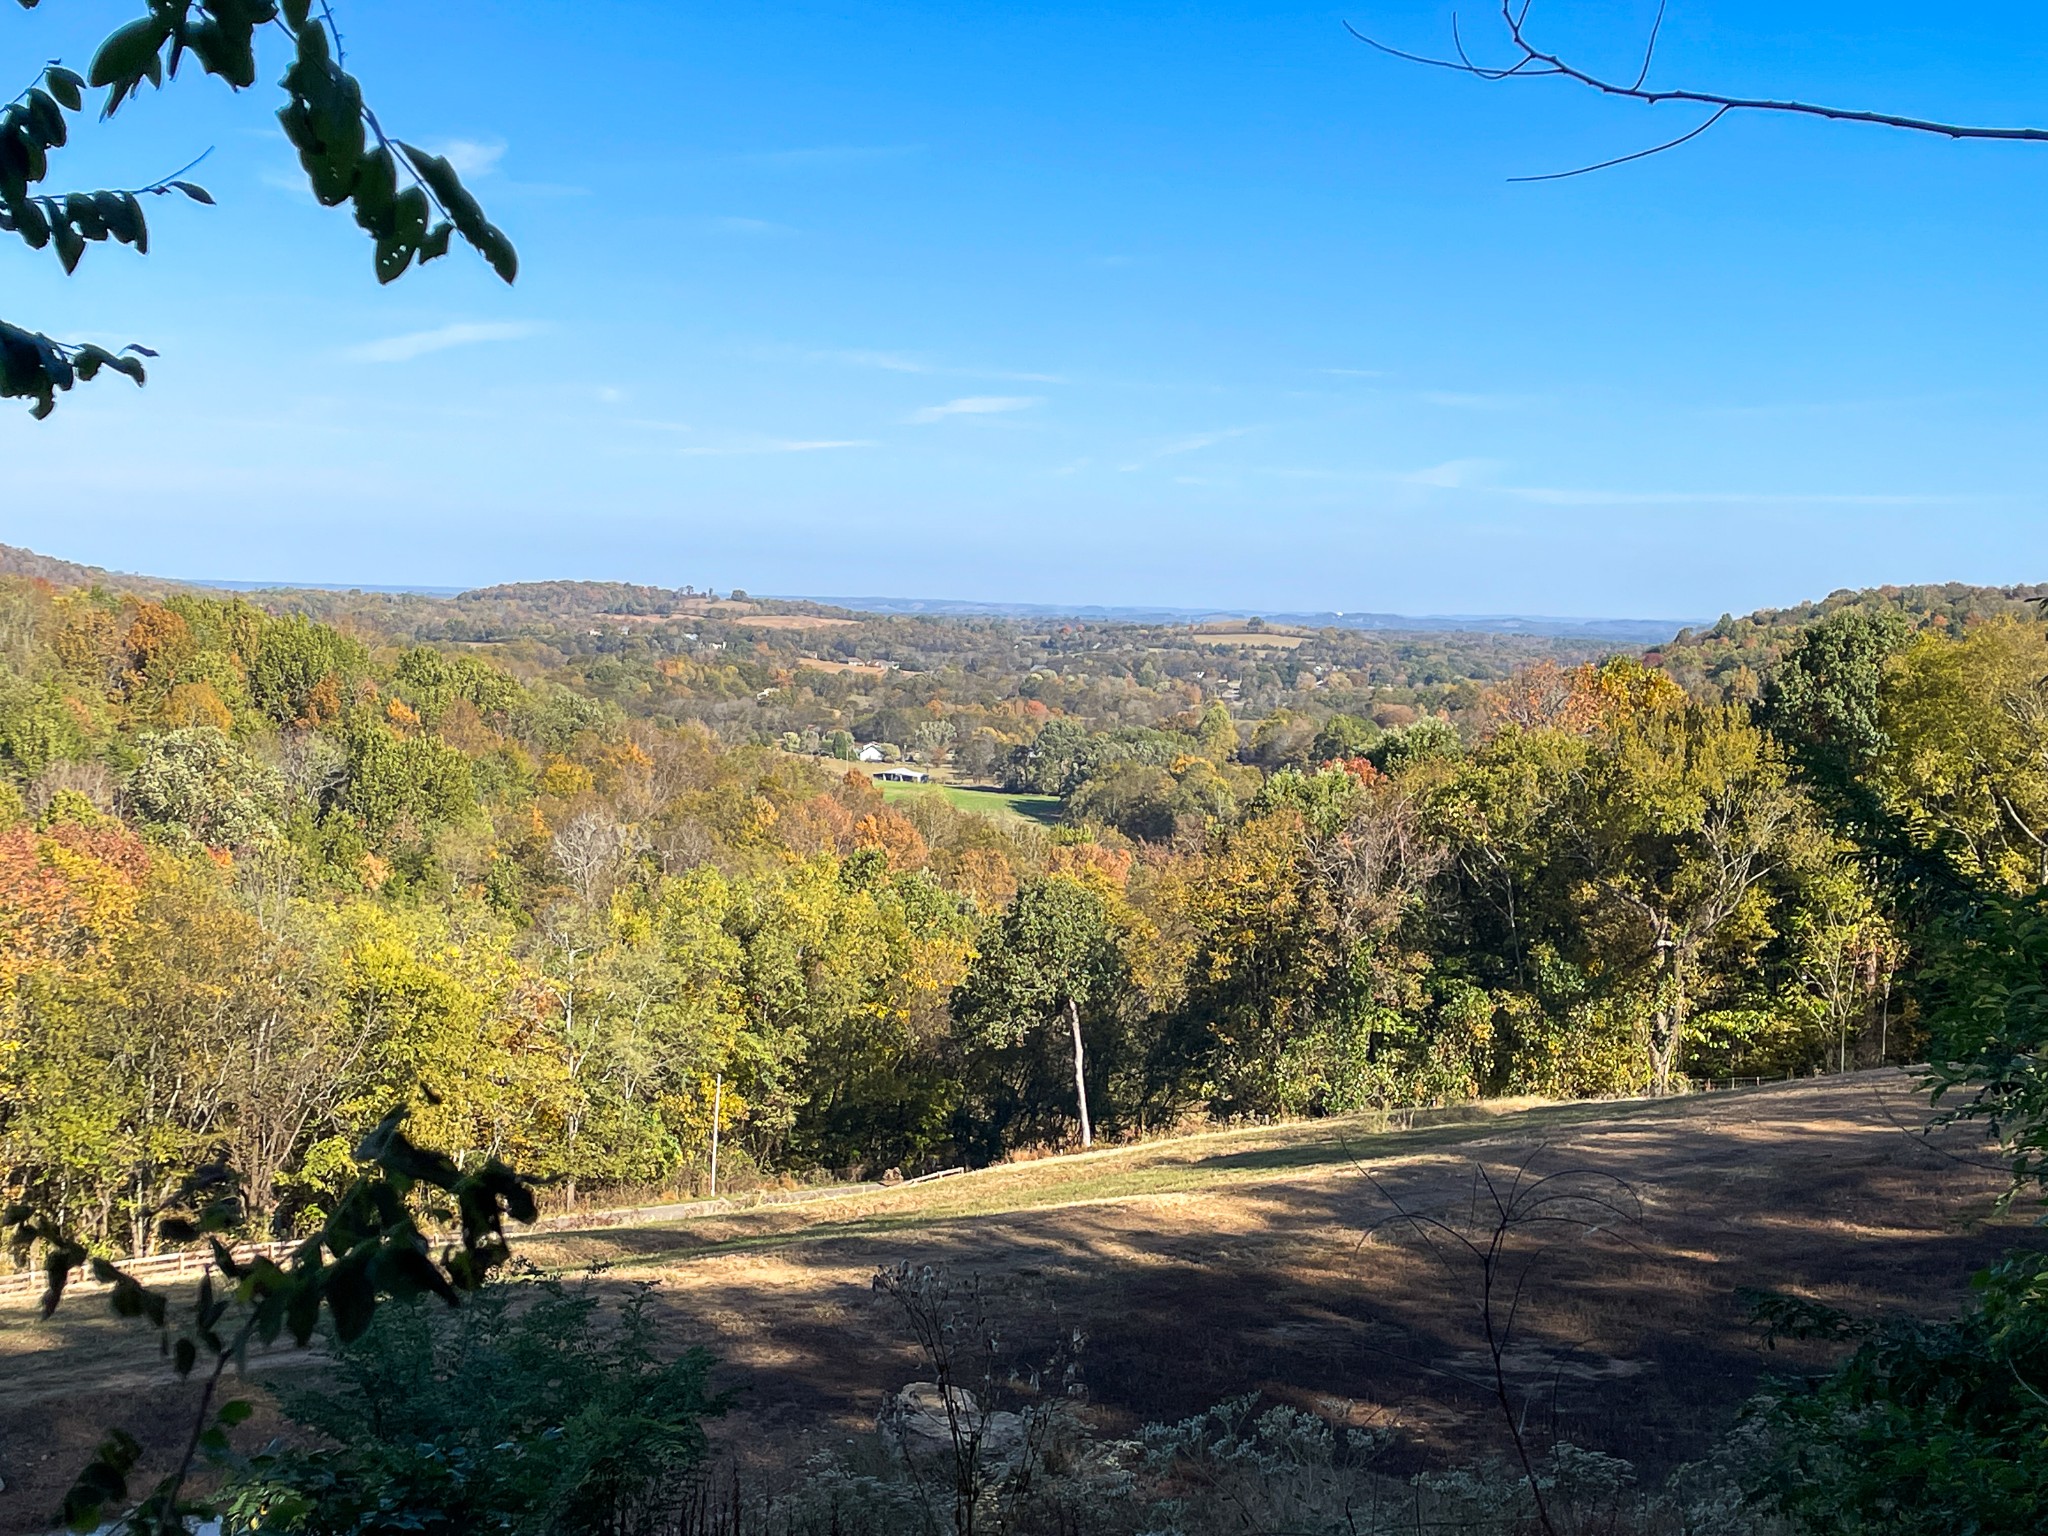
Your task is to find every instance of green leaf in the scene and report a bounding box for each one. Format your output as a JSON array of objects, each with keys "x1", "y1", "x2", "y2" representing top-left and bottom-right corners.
[
  {"x1": 325, "y1": 1258, "x2": 375, "y2": 1342},
  {"x1": 93, "y1": 190, "x2": 145, "y2": 252},
  {"x1": 45, "y1": 67, "x2": 84, "y2": 113},
  {"x1": 88, "y1": 16, "x2": 167, "y2": 92},
  {"x1": 283, "y1": 0, "x2": 312, "y2": 27},
  {"x1": 0, "y1": 130, "x2": 30, "y2": 204},
  {"x1": 174, "y1": 1336, "x2": 197, "y2": 1376},
  {"x1": 216, "y1": 1398, "x2": 255, "y2": 1427},
  {"x1": 25, "y1": 89, "x2": 68, "y2": 149},
  {"x1": 285, "y1": 1271, "x2": 321, "y2": 1345},
  {"x1": 63, "y1": 191, "x2": 105, "y2": 241},
  {"x1": 170, "y1": 180, "x2": 215, "y2": 205},
  {"x1": 395, "y1": 140, "x2": 487, "y2": 232},
  {"x1": 51, "y1": 212, "x2": 83, "y2": 273},
  {"x1": 350, "y1": 144, "x2": 398, "y2": 238},
  {"x1": 475, "y1": 222, "x2": 518, "y2": 284},
  {"x1": 57, "y1": 1431, "x2": 139, "y2": 1534},
  {"x1": 10, "y1": 195, "x2": 50, "y2": 249}
]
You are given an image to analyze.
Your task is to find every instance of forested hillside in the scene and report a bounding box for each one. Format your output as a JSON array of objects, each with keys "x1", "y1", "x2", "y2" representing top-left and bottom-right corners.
[{"x1": 4, "y1": 554, "x2": 2046, "y2": 1258}]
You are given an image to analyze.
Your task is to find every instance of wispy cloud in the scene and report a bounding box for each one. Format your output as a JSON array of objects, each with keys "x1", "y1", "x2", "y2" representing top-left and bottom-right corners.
[
  {"x1": 1155, "y1": 428, "x2": 1252, "y2": 458},
  {"x1": 259, "y1": 168, "x2": 315, "y2": 201},
  {"x1": 906, "y1": 395, "x2": 1042, "y2": 424},
  {"x1": 704, "y1": 215, "x2": 795, "y2": 235},
  {"x1": 623, "y1": 421, "x2": 871, "y2": 454},
  {"x1": 345, "y1": 321, "x2": 545, "y2": 364},
  {"x1": 827, "y1": 349, "x2": 931, "y2": 373},
  {"x1": 677, "y1": 438, "x2": 876, "y2": 456},
  {"x1": 1118, "y1": 425, "x2": 1258, "y2": 471},
  {"x1": 1497, "y1": 485, "x2": 1982, "y2": 508},
  {"x1": 1402, "y1": 458, "x2": 1501, "y2": 489},
  {"x1": 815, "y1": 349, "x2": 1064, "y2": 384},
  {"x1": 430, "y1": 139, "x2": 507, "y2": 177},
  {"x1": 1419, "y1": 390, "x2": 1538, "y2": 411}
]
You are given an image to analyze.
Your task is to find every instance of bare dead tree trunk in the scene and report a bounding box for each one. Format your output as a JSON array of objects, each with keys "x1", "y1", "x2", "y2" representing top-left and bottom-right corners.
[
  {"x1": 1648, "y1": 939, "x2": 1683, "y2": 1097},
  {"x1": 1066, "y1": 995, "x2": 1093, "y2": 1148}
]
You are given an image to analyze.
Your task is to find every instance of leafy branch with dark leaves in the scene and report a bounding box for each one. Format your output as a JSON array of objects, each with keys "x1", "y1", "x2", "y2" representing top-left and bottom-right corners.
[
  {"x1": 3, "y1": 1110, "x2": 538, "y2": 1536},
  {"x1": 1919, "y1": 892, "x2": 2048, "y2": 1198},
  {"x1": 1350, "y1": 1, "x2": 2048, "y2": 181},
  {"x1": 2, "y1": 0, "x2": 515, "y2": 417}
]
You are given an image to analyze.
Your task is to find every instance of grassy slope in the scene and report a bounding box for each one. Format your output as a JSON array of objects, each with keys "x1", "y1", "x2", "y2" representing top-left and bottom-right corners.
[
  {"x1": 876, "y1": 780, "x2": 1061, "y2": 825},
  {"x1": 519, "y1": 1092, "x2": 1724, "y2": 1270}
]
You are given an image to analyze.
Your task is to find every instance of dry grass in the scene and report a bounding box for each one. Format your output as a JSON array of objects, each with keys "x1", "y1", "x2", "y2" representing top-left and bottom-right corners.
[
  {"x1": 1, "y1": 1073, "x2": 2035, "y2": 1531},
  {"x1": 737, "y1": 615, "x2": 862, "y2": 631}
]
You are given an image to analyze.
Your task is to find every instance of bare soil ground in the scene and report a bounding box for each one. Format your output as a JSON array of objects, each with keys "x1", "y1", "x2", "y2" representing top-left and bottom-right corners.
[{"x1": 2, "y1": 1072, "x2": 2036, "y2": 1531}]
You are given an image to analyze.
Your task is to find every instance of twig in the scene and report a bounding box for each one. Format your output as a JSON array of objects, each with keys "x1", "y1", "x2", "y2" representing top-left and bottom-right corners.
[
  {"x1": 1510, "y1": 106, "x2": 1728, "y2": 182},
  {"x1": 1349, "y1": 0, "x2": 2048, "y2": 180},
  {"x1": 10, "y1": 60, "x2": 61, "y2": 107}
]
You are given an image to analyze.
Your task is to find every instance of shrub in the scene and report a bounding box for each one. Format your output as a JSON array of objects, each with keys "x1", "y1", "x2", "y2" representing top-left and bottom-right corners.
[{"x1": 225, "y1": 1273, "x2": 724, "y2": 1536}]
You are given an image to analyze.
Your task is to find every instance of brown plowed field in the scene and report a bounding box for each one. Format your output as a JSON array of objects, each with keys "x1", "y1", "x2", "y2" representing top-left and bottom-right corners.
[{"x1": 2, "y1": 1072, "x2": 2035, "y2": 1531}]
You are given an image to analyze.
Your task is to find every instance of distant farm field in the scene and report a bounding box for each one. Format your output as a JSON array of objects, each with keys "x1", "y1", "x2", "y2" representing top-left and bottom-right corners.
[
  {"x1": 876, "y1": 779, "x2": 1061, "y2": 825},
  {"x1": 735, "y1": 615, "x2": 862, "y2": 630},
  {"x1": 796, "y1": 656, "x2": 887, "y2": 674},
  {"x1": 1196, "y1": 629, "x2": 1307, "y2": 648}
]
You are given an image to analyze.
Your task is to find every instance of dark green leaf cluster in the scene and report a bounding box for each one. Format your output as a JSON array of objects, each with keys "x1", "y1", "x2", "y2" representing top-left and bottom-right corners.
[
  {"x1": 1742, "y1": 1254, "x2": 2048, "y2": 1535},
  {"x1": 19, "y1": 1110, "x2": 539, "y2": 1534},
  {"x1": 1921, "y1": 892, "x2": 2048, "y2": 1190},
  {"x1": 223, "y1": 1275, "x2": 724, "y2": 1536},
  {"x1": 274, "y1": 19, "x2": 510, "y2": 283},
  {"x1": 3, "y1": 1, "x2": 514, "y2": 416}
]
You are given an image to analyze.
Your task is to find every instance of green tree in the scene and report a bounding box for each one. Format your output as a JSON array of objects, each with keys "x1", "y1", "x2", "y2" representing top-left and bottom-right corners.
[
  {"x1": 3, "y1": 0, "x2": 514, "y2": 416},
  {"x1": 248, "y1": 614, "x2": 365, "y2": 726},
  {"x1": 952, "y1": 877, "x2": 1128, "y2": 1147},
  {"x1": 1195, "y1": 699, "x2": 1239, "y2": 760},
  {"x1": 1761, "y1": 607, "x2": 1910, "y2": 809},
  {"x1": 1875, "y1": 619, "x2": 2048, "y2": 894},
  {"x1": 127, "y1": 727, "x2": 285, "y2": 848},
  {"x1": 339, "y1": 723, "x2": 476, "y2": 849},
  {"x1": 1309, "y1": 712, "x2": 1379, "y2": 763},
  {"x1": 1565, "y1": 701, "x2": 1812, "y2": 1094}
]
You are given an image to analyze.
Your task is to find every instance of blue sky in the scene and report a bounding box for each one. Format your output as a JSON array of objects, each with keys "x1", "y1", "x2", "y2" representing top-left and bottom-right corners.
[{"x1": 5, "y1": 1, "x2": 2048, "y2": 618}]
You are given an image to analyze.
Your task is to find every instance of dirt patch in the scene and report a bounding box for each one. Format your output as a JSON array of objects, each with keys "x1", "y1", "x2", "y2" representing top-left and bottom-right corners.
[{"x1": 0, "y1": 1075, "x2": 2033, "y2": 1531}]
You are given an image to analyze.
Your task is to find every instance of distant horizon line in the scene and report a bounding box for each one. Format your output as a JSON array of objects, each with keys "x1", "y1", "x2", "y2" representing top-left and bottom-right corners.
[{"x1": 196, "y1": 577, "x2": 1700, "y2": 639}]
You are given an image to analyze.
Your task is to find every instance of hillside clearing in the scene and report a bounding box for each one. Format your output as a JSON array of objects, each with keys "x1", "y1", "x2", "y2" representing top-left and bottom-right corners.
[
  {"x1": 875, "y1": 779, "x2": 1062, "y2": 824},
  {"x1": 2, "y1": 1072, "x2": 2034, "y2": 1530}
]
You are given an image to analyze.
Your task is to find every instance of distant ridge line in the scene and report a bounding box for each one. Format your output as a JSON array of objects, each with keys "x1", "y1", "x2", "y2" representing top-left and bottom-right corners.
[{"x1": 798, "y1": 595, "x2": 1700, "y2": 644}]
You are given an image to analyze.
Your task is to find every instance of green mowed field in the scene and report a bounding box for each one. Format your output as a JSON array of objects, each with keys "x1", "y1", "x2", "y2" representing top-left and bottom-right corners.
[{"x1": 877, "y1": 780, "x2": 1061, "y2": 825}]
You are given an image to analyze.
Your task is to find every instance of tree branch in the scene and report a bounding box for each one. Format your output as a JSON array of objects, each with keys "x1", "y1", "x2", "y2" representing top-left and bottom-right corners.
[{"x1": 1351, "y1": 1, "x2": 2048, "y2": 179}]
